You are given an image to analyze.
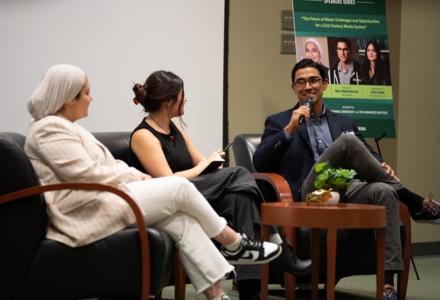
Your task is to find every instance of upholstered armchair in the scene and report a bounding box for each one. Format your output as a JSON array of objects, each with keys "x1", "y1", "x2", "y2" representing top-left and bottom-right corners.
[{"x1": 0, "y1": 132, "x2": 184, "y2": 300}]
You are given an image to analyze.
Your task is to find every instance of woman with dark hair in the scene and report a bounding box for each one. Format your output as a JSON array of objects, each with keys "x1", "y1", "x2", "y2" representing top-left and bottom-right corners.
[
  {"x1": 361, "y1": 40, "x2": 391, "y2": 85},
  {"x1": 25, "y1": 64, "x2": 283, "y2": 300},
  {"x1": 127, "y1": 70, "x2": 311, "y2": 300}
]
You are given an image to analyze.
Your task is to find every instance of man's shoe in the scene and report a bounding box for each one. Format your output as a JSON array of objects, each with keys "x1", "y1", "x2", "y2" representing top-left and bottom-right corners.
[
  {"x1": 221, "y1": 234, "x2": 282, "y2": 265},
  {"x1": 410, "y1": 193, "x2": 440, "y2": 224},
  {"x1": 383, "y1": 284, "x2": 398, "y2": 299},
  {"x1": 270, "y1": 241, "x2": 312, "y2": 277}
]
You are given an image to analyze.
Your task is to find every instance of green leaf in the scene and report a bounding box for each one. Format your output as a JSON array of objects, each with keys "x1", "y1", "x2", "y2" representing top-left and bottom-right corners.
[{"x1": 313, "y1": 161, "x2": 357, "y2": 191}]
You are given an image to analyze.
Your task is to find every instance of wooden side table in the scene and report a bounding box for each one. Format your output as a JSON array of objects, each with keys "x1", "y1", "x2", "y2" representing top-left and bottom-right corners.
[{"x1": 261, "y1": 202, "x2": 386, "y2": 300}]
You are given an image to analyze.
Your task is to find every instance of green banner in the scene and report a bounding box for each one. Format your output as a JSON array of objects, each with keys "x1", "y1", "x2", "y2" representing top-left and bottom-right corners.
[{"x1": 293, "y1": 0, "x2": 396, "y2": 138}]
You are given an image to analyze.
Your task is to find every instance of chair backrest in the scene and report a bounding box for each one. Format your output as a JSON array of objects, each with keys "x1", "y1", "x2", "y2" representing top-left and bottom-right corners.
[
  {"x1": 232, "y1": 134, "x2": 262, "y2": 173},
  {"x1": 92, "y1": 131, "x2": 131, "y2": 162},
  {"x1": 0, "y1": 133, "x2": 48, "y2": 300},
  {"x1": 0, "y1": 132, "x2": 26, "y2": 149}
]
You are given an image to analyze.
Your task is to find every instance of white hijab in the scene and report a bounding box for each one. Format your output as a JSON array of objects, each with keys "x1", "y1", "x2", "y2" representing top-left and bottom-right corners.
[
  {"x1": 304, "y1": 37, "x2": 324, "y2": 61},
  {"x1": 27, "y1": 64, "x2": 85, "y2": 120}
]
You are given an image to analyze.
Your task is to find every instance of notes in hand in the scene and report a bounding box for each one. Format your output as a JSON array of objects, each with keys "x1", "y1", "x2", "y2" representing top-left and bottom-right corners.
[{"x1": 197, "y1": 152, "x2": 225, "y2": 175}]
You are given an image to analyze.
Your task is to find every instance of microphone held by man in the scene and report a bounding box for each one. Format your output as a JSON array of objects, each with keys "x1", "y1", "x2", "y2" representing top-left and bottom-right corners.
[{"x1": 298, "y1": 98, "x2": 313, "y2": 125}]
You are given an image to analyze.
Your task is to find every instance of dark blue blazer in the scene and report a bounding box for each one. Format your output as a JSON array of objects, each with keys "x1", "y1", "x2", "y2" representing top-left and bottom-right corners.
[{"x1": 253, "y1": 103, "x2": 383, "y2": 201}]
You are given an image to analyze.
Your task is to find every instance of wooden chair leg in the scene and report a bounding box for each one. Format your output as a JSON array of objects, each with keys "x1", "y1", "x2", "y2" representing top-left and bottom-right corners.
[
  {"x1": 398, "y1": 201, "x2": 411, "y2": 300},
  {"x1": 284, "y1": 272, "x2": 296, "y2": 299},
  {"x1": 174, "y1": 251, "x2": 186, "y2": 300},
  {"x1": 284, "y1": 226, "x2": 297, "y2": 299}
]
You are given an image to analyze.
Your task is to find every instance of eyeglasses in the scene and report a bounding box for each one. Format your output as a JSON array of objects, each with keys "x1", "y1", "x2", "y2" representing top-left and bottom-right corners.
[
  {"x1": 337, "y1": 47, "x2": 349, "y2": 53},
  {"x1": 294, "y1": 77, "x2": 322, "y2": 89}
]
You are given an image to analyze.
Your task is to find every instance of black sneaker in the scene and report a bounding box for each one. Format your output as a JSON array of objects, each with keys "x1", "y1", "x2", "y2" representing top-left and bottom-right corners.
[
  {"x1": 270, "y1": 241, "x2": 312, "y2": 277},
  {"x1": 410, "y1": 193, "x2": 440, "y2": 224},
  {"x1": 221, "y1": 234, "x2": 282, "y2": 265}
]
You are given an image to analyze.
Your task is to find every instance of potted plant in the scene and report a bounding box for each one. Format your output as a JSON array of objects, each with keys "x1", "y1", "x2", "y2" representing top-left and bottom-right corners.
[{"x1": 306, "y1": 162, "x2": 357, "y2": 206}]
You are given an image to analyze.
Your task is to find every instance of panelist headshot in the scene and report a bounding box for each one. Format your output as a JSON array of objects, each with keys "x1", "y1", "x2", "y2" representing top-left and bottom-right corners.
[
  {"x1": 360, "y1": 39, "x2": 391, "y2": 85},
  {"x1": 328, "y1": 37, "x2": 362, "y2": 85},
  {"x1": 303, "y1": 37, "x2": 329, "y2": 79}
]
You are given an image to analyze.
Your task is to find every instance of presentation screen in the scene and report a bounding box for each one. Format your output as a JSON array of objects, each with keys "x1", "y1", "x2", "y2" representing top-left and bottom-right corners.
[{"x1": 0, "y1": 0, "x2": 225, "y2": 156}]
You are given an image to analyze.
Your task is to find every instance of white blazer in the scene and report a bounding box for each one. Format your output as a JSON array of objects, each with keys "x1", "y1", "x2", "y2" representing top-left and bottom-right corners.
[{"x1": 25, "y1": 115, "x2": 143, "y2": 247}]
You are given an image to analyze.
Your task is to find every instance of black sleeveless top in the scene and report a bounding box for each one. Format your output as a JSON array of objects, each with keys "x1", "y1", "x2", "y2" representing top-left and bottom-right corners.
[{"x1": 127, "y1": 117, "x2": 194, "y2": 174}]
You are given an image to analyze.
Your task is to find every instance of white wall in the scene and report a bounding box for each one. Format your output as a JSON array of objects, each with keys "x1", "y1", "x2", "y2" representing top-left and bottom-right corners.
[{"x1": 0, "y1": 0, "x2": 225, "y2": 156}]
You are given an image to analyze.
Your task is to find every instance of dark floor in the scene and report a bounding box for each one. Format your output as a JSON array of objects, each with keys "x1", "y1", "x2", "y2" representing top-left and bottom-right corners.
[{"x1": 159, "y1": 255, "x2": 439, "y2": 299}]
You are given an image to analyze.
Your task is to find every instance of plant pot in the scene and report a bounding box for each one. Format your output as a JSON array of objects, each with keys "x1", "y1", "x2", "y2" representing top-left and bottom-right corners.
[{"x1": 324, "y1": 191, "x2": 340, "y2": 206}]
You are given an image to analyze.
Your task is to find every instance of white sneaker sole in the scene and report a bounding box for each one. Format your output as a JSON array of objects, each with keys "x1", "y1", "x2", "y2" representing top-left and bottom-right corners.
[{"x1": 226, "y1": 245, "x2": 282, "y2": 265}]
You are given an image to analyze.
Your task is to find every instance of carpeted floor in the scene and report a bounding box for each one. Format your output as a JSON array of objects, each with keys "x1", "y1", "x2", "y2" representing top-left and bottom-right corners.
[{"x1": 159, "y1": 255, "x2": 439, "y2": 299}]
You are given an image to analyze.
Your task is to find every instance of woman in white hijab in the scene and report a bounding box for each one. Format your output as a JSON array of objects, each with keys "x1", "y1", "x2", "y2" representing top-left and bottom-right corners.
[
  {"x1": 304, "y1": 37, "x2": 329, "y2": 79},
  {"x1": 25, "y1": 64, "x2": 281, "y2": 300}
]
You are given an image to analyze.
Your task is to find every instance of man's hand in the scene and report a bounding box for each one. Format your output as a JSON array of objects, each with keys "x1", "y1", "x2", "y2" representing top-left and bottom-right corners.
[
  {"x1": 381, "y1": 162, "x2": 400, "y2": 182},
  {"x1": 285, "y1": 106, "x2": 310, "y2": 135}
]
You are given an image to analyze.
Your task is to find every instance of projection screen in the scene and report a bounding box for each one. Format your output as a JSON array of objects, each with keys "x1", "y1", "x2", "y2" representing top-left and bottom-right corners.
[{"x1": 0, "y1": 0, "x2": 225, "y2": 156}]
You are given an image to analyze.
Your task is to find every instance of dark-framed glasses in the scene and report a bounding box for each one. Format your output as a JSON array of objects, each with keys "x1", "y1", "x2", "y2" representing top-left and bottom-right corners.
[
  {"x1": 294, "y1": 77, "x2": 322, "y2": 89},
  {"x1": 337, "y1": 47, "x2": 349, "y2": 53}
]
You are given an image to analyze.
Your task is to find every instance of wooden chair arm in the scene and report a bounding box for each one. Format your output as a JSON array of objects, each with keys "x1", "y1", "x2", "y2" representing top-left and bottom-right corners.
[
  {"x1": 251, "y1": 172, "x2": 294, "y2": 202},
  {"x1": 252, "y1": 172, "x2": 297, "y2": 247},
  {"x1": 0, "y1": 182, "x2": 150, "y2": 300}
]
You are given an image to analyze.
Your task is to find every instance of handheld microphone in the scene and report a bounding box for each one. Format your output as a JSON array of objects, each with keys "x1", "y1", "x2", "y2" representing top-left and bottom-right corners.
[{"x1": 298, "y1": 98, "x2": 313, "y2": 125}]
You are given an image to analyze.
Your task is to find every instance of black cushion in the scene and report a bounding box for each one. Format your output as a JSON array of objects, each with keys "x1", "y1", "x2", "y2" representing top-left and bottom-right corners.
[
  {"x1": 16, "y1": 228, "x2": 174, "y2": 299},
  {"x1": 0, "y1": 134, "x2": 47, "y2": 300},
  {"x1": 92, "y1": 131, "x2": 131, "y2": 161}
]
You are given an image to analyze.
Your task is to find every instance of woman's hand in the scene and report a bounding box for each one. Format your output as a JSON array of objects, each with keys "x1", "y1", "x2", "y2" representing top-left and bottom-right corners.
[
  {"x1": 208, "y1": 150, "x2": 224, "y2": 160},
  {"x1": 140, "y1": 173, "x2": 151, "y2": 180},
  {"x1": 196, "y1": 150, "x2": 224, "y2": 174}
]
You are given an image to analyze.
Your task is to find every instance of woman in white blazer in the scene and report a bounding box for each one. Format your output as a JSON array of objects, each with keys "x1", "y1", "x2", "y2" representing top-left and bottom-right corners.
[{"x1": 24, "y1": 64, "x2": 281, "y2": 300}]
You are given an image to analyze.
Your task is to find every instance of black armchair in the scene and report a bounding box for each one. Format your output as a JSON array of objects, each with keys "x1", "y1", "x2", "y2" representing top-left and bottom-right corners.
[
  {"x1": 232, "y1": 133, "x2": 411, "y2": 300},
  {"x1": 0, "y1": 132, "x2": 182, "y2": 300}
]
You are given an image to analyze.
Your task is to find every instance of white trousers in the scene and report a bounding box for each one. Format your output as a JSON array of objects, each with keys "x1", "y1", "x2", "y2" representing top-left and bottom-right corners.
[{"x1": 127, "y1": 176, "x2": 234, "y2": 294}]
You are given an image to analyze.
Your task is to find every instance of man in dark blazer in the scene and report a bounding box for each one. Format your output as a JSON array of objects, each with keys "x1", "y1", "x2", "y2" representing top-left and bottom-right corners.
[{"x1": 253, "y1": 58, "x2": 440, "y2": 300}]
